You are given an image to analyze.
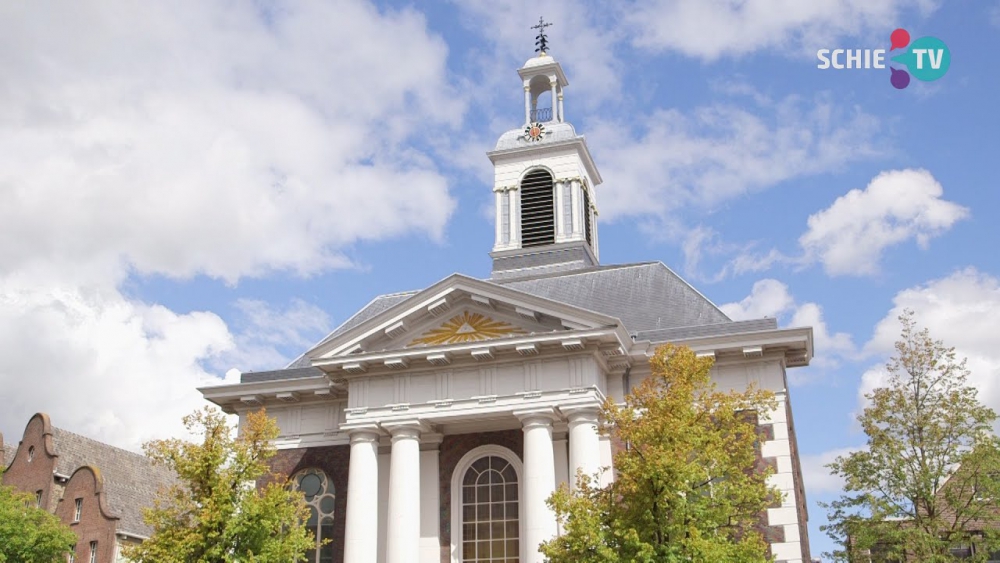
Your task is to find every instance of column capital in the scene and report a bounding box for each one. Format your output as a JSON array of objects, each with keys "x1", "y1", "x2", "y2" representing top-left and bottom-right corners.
[
  {"x1": 342, "y1": 424, "x2": 381, "y2": 442},
  {"x1": 514, "y1": 407, "x2": 559, "y2": 428},
  {"x1": 561, "y1": 404, "x2": 602, "y2": 424},
  {"x1": 382, "y1": 419, "x2": 430, "y2": 440}
]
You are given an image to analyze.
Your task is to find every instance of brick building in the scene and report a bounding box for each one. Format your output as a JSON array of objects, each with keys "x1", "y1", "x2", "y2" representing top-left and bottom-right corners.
[
  {"x1": 201, "y1": 46, "x2": 816, "y2": 563},
  {"x1": 1, "y1": 413, "x2": 175, "y2": 563}
]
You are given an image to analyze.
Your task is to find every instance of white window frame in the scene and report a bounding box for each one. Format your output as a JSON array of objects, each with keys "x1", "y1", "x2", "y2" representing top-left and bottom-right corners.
[
  {"x1": 74, "y1": 498, "x2": 82, "y2": 522},
  {"x1": 89, "y1": 541, "x2": 97, "y2": 563},
  {"x1": 449, "y1": 444, "x2": 523, "y2": 563}
]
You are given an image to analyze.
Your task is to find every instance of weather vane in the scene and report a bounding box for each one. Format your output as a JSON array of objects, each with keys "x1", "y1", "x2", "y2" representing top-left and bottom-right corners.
[{"x1": 532, "y1": 16, "x2": 552, "y2": 54}]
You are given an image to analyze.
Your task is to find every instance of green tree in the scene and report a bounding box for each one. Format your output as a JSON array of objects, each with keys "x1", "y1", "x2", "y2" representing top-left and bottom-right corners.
[
  {"x1": 823, "y1": 310, "x2": 1000, "y2": 562},
  {"x1": 540, "y1": 344, "x2": 779, "y2": 563},
  {"x1": 125, "y1": 407, "x2": 315, "y2": 563},
  {"x1": 0, "y1": 485, "x2": 76, "y2": 563}
]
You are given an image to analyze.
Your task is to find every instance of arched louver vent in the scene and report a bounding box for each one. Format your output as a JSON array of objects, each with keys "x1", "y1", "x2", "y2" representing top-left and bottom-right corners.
[
  {"x1": 520, "y1": 169, "x2": 555, "y2": 247},
  {"x1": 582, "y1": 188, "x2": 593, "y2": 246}
]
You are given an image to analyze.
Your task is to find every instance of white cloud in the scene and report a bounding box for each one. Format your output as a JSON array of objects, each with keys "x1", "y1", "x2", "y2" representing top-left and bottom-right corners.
[
  {"x1": 624, "y1": 0, "x2": 939, "y2": 61},
  {"x1": 799, "y1": 169, "x2": 969, "y2": 276},
  {"x1": 722, "y1": 279, "x2": 855, "y2": 374},
  {"x1": 593, "y1": 94, "x2": 882, "y2": 221},
  {"x1": 0, "y1": 0, "x2": 459, "y2": 284},
  {"x1": 859, "y1": 268, "x2": 1000, "y2": 415},
  {"x1": 0, "y1": 1, "x2": 459, "y2": 451},
  {"x1": 215, "y1": 299, "x2": 332, "y2": 374},
  {"x1": 720, "y1": 279, "x2": 795, "y2": 321},
  {"x1": 0, "y1": 276, "x2": 232, "y2": 451},
  {"x1": 800, "y1": 446, "x2": 858, "y2": 496}
]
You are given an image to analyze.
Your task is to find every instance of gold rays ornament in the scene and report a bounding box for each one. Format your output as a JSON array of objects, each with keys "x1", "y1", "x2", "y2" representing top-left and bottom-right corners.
[{"x1": 409, "y1": 312, "x2": 525, "y2": 346}]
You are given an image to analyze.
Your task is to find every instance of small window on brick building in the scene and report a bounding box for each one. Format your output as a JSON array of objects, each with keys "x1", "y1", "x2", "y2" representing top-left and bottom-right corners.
[
  {"x1": 950, "y1": 543, "x2": 973, "y2": 558},
  {"x1": 27, "y1": 445, "x2": 34, "y2": 461},
  {"x1": 35, "y1": 490, "x2": 42, "y2": 508},
  {"x1": 89, "y1": 541, "x2": 97, "y2": 563},
  {"x1": 68, "y1": 547, "x2": 76, "y2": 563},
  {"x1": 74, "y1": 498, "x2": 82, "y2": 522}
]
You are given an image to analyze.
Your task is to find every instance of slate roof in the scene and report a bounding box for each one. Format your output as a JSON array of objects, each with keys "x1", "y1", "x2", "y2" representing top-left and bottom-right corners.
[
  {"x1": 498, "y1": 262, "x2": 731, "y2": 333},
  {"x1": 263, "y1": 262, "x2": 744, "y2": 383},
  {"x1": 51, "y1": 427, "x2": 176, "y2": 538},
  {"x1": 2, "y1": 440, "x2": 15, "y2": 469}
]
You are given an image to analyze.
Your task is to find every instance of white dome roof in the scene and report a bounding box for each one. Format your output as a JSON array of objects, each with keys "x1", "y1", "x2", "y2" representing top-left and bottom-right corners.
[
  {"x1": 494, "y1": 121, "x2": 579, "y2": 151},
  {"x1": 522, "y1": 53, "x2": 555, "y2": 68}
]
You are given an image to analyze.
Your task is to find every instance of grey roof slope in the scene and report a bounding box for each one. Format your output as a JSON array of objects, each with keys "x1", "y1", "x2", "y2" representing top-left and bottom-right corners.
[
  {"x1": 2, "y1": 441, "x2": 15, "y2": 469},
  {"x1": 286, "y1": 292, "x2": 417, "y2": 370},
  {"x1": 498, "y1": 262, "x2": 731, "y2": 333},
  {"x1": 51, "y1": 427, "x2": 176, "y2": 537},
  {"x1": 261, "y1": 262, "x2": 733, "y2": 383}
]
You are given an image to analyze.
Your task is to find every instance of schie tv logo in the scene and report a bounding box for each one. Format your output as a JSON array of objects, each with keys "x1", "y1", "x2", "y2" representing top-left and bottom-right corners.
[{"x1": 817, "y1": 28, "x2": 950, "y2": 89}]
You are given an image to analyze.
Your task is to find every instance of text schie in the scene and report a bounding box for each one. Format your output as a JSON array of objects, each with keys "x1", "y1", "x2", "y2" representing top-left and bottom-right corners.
[{"x1": 816, "y1": 49, "x2": 886, "y2": 69}]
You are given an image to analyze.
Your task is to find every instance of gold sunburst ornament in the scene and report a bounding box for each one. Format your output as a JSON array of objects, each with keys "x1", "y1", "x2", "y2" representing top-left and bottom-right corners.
[
  {"x1": 524, "y1": 122, "x2": 545, "y2": 142},
  {"x1": 409, "y1": 312, "x2": 525, "y2": 346}
]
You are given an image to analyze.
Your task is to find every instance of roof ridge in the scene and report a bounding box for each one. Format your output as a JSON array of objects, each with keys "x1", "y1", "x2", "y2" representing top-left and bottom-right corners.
[
  {"x1": 51, "y1": 426, "x2": 154, "y2": 464},
  {"x1": 492, "y1": 261, "x2": 659, "y2": 284}
]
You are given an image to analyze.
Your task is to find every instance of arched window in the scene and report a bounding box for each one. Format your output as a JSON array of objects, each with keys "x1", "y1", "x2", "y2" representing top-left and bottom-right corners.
[
  {"x1": 458, "y1": 453, "x2": 520, "y2": 562},
  {"x1": 519, "y1": 169, "x2": 555, "y2": 248},
  {"x1": 294, "y1": 469, "x2": 335, "y2": 563}
]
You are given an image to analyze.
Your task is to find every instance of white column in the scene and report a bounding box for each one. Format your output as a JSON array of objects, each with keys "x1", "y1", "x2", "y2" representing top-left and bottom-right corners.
[
  {"x1": 517, "y1": 409, "x2": 558, "y2": 563},
  {"x1": 524, "y1": 85, "x2": 531, "y2": 123},
  {"x1": 554, "y1": 181, "x2": 565, "y2": 238},
  {"x1": 385, "y1": 423, "x2": 422, "y2": 563},
  {"x1": 494, "y1": 189, "x2": 504, "y2": 250},
  {"x1": 566, "y1": 406, "x2": 602, "y2": 490},
  {"x1": 570, "y1": 180, "x2": 581, "y2": 239},
  {"x1": 344, "y1": 427, "x2": 380, "y2": 563},
  {"x1": 419, "y1": 436, "x2": 442, "y2": 563},
  {"x1": 558, "y1": 91, "x2": 564, "y2": 122},
  {"x1": 510, "y1": 188, "x2": 520, "y2": 246},
  {"x1": 549, "y1": 78, "x2": 557, "y2": 121}
]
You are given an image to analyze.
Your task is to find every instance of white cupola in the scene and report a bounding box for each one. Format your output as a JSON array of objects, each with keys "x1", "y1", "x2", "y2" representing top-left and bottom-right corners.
[{"x1": 486, "y1": 26, "x2": 603, "y2": 281}]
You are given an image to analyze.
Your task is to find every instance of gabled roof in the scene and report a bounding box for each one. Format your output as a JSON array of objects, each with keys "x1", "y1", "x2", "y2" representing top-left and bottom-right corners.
[
  {"x1": 261, "y1": 262, "x2": 735, "y2": 383},
  {"x1": 2, "y1": 436, "x2": 15, "y2": 469},
  {"x1": 304, "y1": 272, "x2": 628, "y2": 366},
  {"x1": 499, "y1": 262, "x2": 731, "y2": 332},
  {"x1": 49, "y1": 425, "x2": 176, "y2": 538}
]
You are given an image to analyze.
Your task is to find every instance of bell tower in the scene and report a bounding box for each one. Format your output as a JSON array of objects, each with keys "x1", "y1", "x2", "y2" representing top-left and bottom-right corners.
[{"x1": 487, "y1": 19, "x2": 603, "y2": 281}]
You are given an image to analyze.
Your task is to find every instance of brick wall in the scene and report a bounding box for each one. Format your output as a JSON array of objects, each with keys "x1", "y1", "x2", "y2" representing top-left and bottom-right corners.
[
  {"x1": 55, "y1": 466, "x2": 120, "y2": 563},
  {"x1": 755, "y1": 421, "x2": 787, "y2": 556},
  {"x1": 438, "y1": 429, "x2": 523, "y2": 563},
  {"x1": 786, "y1": 399, "x2": 812, "y2": 562},
  {"x1": 2, "y1": 413, "x2": 59, "y2": 512},
  {"x1": 267, "y1": 445, "x2": 350, "y2": 563}
]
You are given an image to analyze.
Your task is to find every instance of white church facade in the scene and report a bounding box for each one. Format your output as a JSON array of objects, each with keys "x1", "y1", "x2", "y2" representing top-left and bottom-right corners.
[{"x1": 201, "y1": 49, "x2": 814, "y2": 563}]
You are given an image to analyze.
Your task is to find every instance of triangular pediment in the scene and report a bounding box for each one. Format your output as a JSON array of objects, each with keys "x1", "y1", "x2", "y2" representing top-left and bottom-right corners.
[{"x1": 304, "y1": 274, "x2": 626, "y2": 365}]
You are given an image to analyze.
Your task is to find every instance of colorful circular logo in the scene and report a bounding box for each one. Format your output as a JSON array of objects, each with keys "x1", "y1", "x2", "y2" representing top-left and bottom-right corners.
[{"x1": 888, "y1": 28, "x2": 950, "y2": 89}]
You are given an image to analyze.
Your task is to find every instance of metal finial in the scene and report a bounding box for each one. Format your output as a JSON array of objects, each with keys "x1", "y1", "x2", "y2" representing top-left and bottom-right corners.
[{"x1": 531, "y1": 16, "x2": 552, "y2": 54}]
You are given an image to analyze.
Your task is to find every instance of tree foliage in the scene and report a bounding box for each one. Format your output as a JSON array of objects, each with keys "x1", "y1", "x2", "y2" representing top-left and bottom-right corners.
[
  {"x1": 125, "y1": 407, "x2": 315, "y2": 563},
  {"x1": 0, "y1": 484, "x2": 76, "y2": 563},
  {"x1": 823, "y1": 310, "x2": 1000, "y2": 562},
  {"x1": 540, "y1": 344, "x2": 779, "y2": 563}
]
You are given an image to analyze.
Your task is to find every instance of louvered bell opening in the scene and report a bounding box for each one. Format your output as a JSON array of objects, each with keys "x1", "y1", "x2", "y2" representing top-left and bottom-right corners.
[
  {"x1": 520, "y1": 169, "x2": 555, "y2": 248},
  {"x1": 582, "y1": 188, "x2": 593, "y2": 247}
]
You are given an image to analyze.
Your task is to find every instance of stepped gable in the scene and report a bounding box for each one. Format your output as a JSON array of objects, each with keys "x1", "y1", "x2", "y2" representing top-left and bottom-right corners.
[{"x1": 50, "y1": 427, "x2": 176, "y2": 537}]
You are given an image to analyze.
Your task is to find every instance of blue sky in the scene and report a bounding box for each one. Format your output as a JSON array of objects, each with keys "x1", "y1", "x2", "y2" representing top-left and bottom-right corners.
[{"x1": 1, "y1": 1, "x2": 998, "y2": 558}]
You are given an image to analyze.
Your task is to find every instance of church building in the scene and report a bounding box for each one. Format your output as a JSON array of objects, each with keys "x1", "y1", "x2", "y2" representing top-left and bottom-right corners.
[{"x1": 201, "y1": 44, "x2": 814, "y2": 563}]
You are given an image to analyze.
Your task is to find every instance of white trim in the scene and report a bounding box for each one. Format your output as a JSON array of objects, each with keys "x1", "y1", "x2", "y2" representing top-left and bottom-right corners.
[{"x1": 450, "y1": 445, "x2": 524, "y2": 563}]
